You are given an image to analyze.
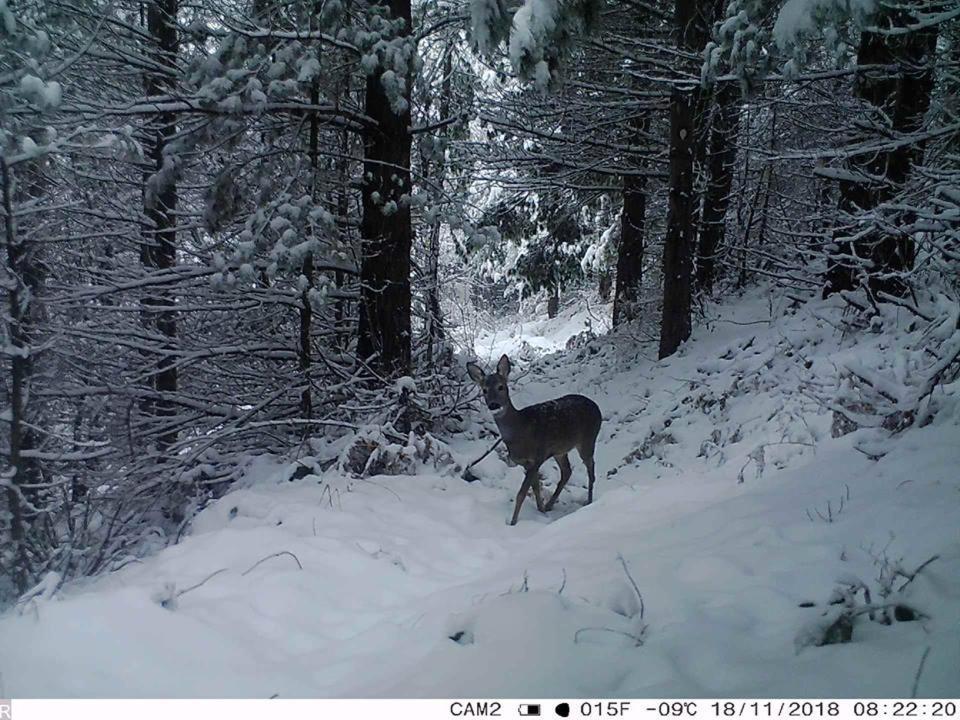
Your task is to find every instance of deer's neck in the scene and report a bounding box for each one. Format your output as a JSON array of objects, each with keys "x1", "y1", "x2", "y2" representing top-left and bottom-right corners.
[{"x1": 492, "y1": 400, "x2": 521, "y2": 443}]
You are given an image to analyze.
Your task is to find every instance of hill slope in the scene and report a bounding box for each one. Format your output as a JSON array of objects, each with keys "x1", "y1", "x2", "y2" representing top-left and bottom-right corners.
[{"x1": 2, "y1": 286, "x2": 958, "y2": 698}]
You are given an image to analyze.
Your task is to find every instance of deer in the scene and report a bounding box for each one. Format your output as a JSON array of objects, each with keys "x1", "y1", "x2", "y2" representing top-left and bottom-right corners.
[{"x1": 467, "y1": 354, "x2": 602, "y2": 525}]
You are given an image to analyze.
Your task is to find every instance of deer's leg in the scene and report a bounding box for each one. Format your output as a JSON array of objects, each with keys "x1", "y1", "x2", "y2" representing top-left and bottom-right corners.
[
  {"x1": 532, "y1": 471, "x2": 546, "y2": 513},
  {"x1": 545, "y1": 454, "x2": 572, "y2": 511},
  {"x1": 510, "y1": 466, "x2": 539, "y2": 526},
  {"x1": 578, "y1": 446, "x2": 597, "y2": 505}
]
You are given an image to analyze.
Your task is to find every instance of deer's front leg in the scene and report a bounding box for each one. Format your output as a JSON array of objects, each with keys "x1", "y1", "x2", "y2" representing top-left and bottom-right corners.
[
  {"x1": 510, "y1": 466, "x2": 539, "y2": 526},
  {"x1": 532, "y1": 472, "x2": 546, "y2": 513}
]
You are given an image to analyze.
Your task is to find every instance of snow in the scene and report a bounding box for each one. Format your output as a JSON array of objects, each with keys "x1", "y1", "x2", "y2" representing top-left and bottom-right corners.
[
  {"x1": 2, "y1": 286, "x2": 958, "y2": 698},
  {"x1": 534, "y1": 59, "x2": 551, "y2": 90},
  {"x1": 18, "y1": 75, "x2": 61, "y2": 109},
  {"x1": 508, "y1": 0, "x2": 560, "y2": 75},
  {"x1": 773, "y1": 0, "x2": 876, "y2": 50},
  {"x1": 19, "y1": 74, "x2": 45, "y2": 96},
  {"x1": 395, "y1": 376, "x2": 417, "y2": 394},
  {"x1": 473, "y1": 292, "x2": 611, "y2": 362},
  {"x1": 470, "y1": 0, "x2": 506, "y2": 54}
]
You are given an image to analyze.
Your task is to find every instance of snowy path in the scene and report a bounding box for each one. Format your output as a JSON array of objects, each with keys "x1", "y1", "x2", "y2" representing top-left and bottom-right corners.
[{"x1": 2, "y1": 289, "x2": 958, "y2": 697}]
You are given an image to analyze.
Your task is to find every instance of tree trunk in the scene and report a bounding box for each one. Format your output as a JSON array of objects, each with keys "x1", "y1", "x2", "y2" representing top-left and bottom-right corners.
[
  {"x1": 357, "y1": 0, "x2": 414, "y2": 377},
  {"x1": 697, "y1": 82, "x2": 740, "y2": 294},
  {"x1": 753, "y1": 104, "x2": 777, "y2": 275},
  {"x1": 547, "y1": 282, "x2": 560, "y2": 319},
  {"x1": 425, "y1": 48, "x2": 452, "y2": 367},
  {"x1": 299, "y1": 257, "x2": 314, "y2": 419},
  {"x1": 659, "y1": 0, "x2": 710, "y2": 359},
  {"x1": 824, "y1": 9, "x2": 938, "y2": 298},
  {"x1": 1, "y1": 159, "x2": 36, "y2": 595},
  {"x1": 613, "y1": 95, "x2": 649, "y2": 327},
  {"x1": 598, "y1": 271, "x2": 612, "y2": 302},
  {"x1": 299, "y1": 65, "x2": 322, "y2": 423},
  {"x1": 334, "y1": 64, "x2": 351, "y2": 352},
  {"x1": 140, "y1": 0, "x2": 179, "y2": 454},
  {"x1": 613, "y1": 169, "x2": 647, "y2": 325}
]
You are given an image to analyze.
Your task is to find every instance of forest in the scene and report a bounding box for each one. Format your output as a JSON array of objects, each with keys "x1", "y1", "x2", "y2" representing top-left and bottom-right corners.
[{"x1": 1, "y1": 0, "x2": 959, "y2": 700}]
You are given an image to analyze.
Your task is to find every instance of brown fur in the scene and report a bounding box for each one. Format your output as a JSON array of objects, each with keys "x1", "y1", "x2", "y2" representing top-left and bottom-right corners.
[{"x1": 467, "y1": 355, "x2": 602, "y2": 525}]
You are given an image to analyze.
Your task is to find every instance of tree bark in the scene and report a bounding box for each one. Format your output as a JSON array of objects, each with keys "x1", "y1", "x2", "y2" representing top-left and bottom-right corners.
[
  {"x1": 1, "y1": 159, "x2": 36, "y2": 595},
  {"x1": 425, "y1": 48, "x2": 452, "y2": 367},
  {"x1": 598, "y1": 271, "x2": 612, "y2": 302},
  {"x1": 613, "y1": 169, "x2": 647, "y2": 325},
  {"x1": 140, "y1": 0, "x2": 179, "y2": 453},
  {"x1": 357, "y1": 0, "x2": 414, "y2": 377},
  {"x1": 299, "y1": 62, "x2": 323, "y2": 423},
  {"x1": 334, "y1": 61, "x2": 352, "y2": 352},
  {"x1": 547, "y1": 281, "x2": 560, "y2": 319},
  {"x1": 697, "y1": 82, "x2": 740, "y2": 294},
  {"x1": 823, "y1": 9, "x2": 938, "y2": 298},
  {"x1": 659, "y1": 0, "x2": 710, "y2": 359}
]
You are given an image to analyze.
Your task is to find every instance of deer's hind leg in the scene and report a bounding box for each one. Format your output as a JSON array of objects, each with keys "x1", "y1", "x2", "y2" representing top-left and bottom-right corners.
[
  {"x1": 544, "y1": 453, "x2": 572, "y2": 511},
  {"x1": 577, "y1": 444, "x2": 597, "y2": 505}
]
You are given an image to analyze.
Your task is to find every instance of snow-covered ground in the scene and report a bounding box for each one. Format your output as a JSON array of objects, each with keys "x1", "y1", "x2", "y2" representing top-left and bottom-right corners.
[
  {"x1": 471, "y1": 291, "x2": 613, "y2": 362},
  {"x1": 2, "y1": 287, "x2": 958, "y2": 698}
]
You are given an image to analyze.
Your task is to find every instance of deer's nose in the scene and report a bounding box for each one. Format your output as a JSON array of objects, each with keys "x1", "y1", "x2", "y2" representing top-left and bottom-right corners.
[{"x1": 487, "y1": 402, "x2": 501, "y2": 411}]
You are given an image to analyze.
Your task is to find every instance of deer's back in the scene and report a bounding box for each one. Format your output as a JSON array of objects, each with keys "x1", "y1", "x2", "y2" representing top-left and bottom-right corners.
[{"x1": 502, "y1": 394, "x2": 601, "y2": 465}]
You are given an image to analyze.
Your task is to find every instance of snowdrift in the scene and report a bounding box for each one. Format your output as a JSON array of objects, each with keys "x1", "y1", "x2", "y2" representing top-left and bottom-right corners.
[{"x1": 1, "y1": 286, "x2": 957, "y2": 697}]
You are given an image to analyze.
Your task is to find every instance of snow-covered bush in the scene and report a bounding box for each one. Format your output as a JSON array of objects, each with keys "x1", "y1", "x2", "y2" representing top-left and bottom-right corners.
[
  {"x1": 825, "y1": 290, "x2": 960, "y2": 437},
  {"x1": 795, "y1": 552, "x2": 938, "y2": 651},
  {"x1": 339, "y1": 426, "x2": 454, "y2": 477}
]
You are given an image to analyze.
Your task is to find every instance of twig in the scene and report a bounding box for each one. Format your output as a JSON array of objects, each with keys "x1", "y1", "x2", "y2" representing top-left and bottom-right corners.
[
  {"x1": 464, "y1": 437, "x2": 503, "y2": 471},
  {"x1": 876, "y1": 291, "x2": 933, "y2": 322},
  {"x1": 617, "y1": 553, "x2": 645, "y2": 621},
  {"x1": 854, "y1": 445, "x2": 886, "y2": 461},
  {"x1": 177, "y1": 568, "x2": 228, "y2": 598},
  {"x1": 574, "y1": 626, "x2": 644, "y2": 646},
  {"x1": 241, "y1": 551, "x2": 303, "y2": 577},
  {"x1": 358, "y1": 477, "x2": 402, "y2": 502},
  {"x1": 911, "y1": 646, "x2": 931, "y2": 698},
  {"x1": 897, "y1": 555, "x2": 940, "y2": 593}
]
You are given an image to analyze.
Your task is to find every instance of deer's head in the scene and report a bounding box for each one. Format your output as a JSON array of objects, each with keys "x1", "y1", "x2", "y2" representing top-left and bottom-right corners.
[{"x1": 467, "y1": 354, "x2": 512, "y2": 414}]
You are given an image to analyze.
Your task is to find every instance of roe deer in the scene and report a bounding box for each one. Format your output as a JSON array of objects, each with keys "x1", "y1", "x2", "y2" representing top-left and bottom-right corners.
[{"x1": 467, "y1": 354, "x2": 602, "y2": 525}]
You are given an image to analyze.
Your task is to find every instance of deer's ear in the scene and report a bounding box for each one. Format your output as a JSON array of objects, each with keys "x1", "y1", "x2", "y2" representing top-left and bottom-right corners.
[
  {"x1": 496, "y1": 354, "x2": 511, "y2": 378},
  {"x1": 466, "y1": 362, "x2": 485, "y2": 386}
]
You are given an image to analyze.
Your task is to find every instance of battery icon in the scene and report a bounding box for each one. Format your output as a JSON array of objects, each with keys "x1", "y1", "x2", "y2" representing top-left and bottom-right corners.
[{"x1": 519, "y1": 704, "x2": 541, "y2": 716}]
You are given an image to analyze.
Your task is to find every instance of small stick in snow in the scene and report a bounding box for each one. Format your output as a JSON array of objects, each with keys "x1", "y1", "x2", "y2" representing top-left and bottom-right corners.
[
  {"x1": 462, "y1": 437, "x2": 503, "y2": 482},
  {"x1": 241, "y1": 551, "x2": 303, "y2": 577},
  {"x1": 897, "y1": 554, "x2": 940, "y2": 593},
  {"x1": 617, "y1": 553, "x2": 645, "y2": 621},
  {"x1": 911, "y1": 646, "x2": 931, "y2": 698},
  {"x1": 574, "y1": 626, "x2": 644, "y2": 646},
  {"x1": 176, "y1": 568, "x2": 229, "y2": 599}
]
